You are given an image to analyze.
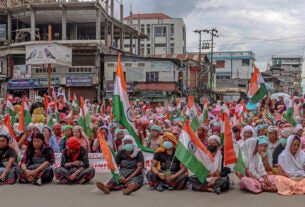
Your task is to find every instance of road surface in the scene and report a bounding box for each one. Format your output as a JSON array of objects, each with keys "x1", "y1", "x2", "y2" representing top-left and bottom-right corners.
[{"x1": 1, "y1": 174, "x2": 304, "y2": 207}]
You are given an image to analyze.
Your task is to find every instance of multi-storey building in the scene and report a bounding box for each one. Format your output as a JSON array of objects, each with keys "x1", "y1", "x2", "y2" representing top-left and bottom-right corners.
[{"x1": 123, "y1": 13, "x2": 186, "y2": 56}]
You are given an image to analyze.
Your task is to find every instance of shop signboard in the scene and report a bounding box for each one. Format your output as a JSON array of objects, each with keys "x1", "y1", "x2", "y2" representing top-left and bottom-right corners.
[
  {"x1": 66, "y1": 76, "x2": 92, "y2": 87},
  {"x1": 106, "y1": 80, "x2": 133, "y2": 92},
  {"x1": 13, "y1": 65, "x2": 31, "y2": 79},
  {"x1": 33, "y1": 77, "x2": 60, "y2": 88},
  {"x1": 8, "y1": 79, "x2": 34, "y2": 89}
]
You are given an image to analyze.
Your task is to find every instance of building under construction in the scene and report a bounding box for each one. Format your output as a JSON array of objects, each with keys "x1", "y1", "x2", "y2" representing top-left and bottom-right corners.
[{"x1": 0, "y1": 0, "x2": 146, "y2": 99}]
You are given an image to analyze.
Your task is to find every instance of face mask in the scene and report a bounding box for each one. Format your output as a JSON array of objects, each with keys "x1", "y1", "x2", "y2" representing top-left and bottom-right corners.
[
  {"x1": 280, "y1": 138, "x2": 287, "y2": 146},
  {"x1": 124, "y1": 143, "x2": 133, "y2": 152},
  {"x1": 207, "y1": 145, "x2": 218, "y2": 153},
  {"x1": 163, "y1": 141, "x2": 173, "y2": 149}
]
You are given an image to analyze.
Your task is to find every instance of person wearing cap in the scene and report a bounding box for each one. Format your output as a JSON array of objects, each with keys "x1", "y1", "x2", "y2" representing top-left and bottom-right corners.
[
  {"x1": 96, "y1": 135, "x2": 144, "y2": 195},
  {"x1": 0, "y1": 134, "x2": 21, "y2": 184},
  {"x1": 55, "y1": 137, "x2": 95, "y2": 184},
  {"x1": 258, "y1": 136, "x2": 273, "y2": 174},
  {"x1": 146, "y1": 133, "x2": 187, "y2": 191},
  {"x1": 19, "y1": 133, "x2": 54, "y2": 186},
  {"x1": 144, "y1": 124, "x2": 162, "y2": 150},
  {"x1": 188, "y1": 135, "x2": 231, "y2": 194}
]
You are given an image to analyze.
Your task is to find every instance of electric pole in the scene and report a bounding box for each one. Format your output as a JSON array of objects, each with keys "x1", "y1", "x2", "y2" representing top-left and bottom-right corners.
[{"x1": 194, "y1": 29, "x2": 204, "y2": 96}]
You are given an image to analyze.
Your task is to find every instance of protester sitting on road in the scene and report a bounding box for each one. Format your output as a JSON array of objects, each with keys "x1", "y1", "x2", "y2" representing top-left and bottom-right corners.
[
  {"x1": 42, "y1": 126, "x2": 59, "y2": 153},
  {"x1": 73, "y1": 125, "x2": 90, "y2": 152},
  {"x1": 59, "y1": 125, "x2": 73, "y2": 152},
  {"x1": 147, "y1": 133, "x2": 187, "y2": 191},
  {"x1": 19, "y1": 133, "x2": 54, "y2": 186},
  {"x1": 52, "y1": 123, "x2": 62, "y2": 145},
  {"x1": 55, "y1": 137, "x2": 95, "y2": 184},
  {"x1": 144, "y1": 124, "x2": 162, "y2": 150},
  {"x1": 275, "y1": 135, "x2": 305, "y2": 195},
  {"x1": 267, "y1": 126, "x2": 279, "y2": 154},
  {"x1": 96, "y1": 135, "x2": 144, "y2": 195},
  {"x1": 0, "y1": 134, "x2": 21, "y2": 185},
  {"x1": 257, "y1": 136, "x2": 273, "y2": 175},
  {"x1": 188, "y1": 135, "x2": 231, "y2": 194}
]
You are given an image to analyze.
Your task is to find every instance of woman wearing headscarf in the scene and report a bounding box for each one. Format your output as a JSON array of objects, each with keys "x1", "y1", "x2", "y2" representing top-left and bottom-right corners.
[
  {"x1": 42, "y1": 126, "x2": 59, "y2": 153},
  {"x1": 59, "y1": 125, "x2": 73, "y2": 152},
  {"x1": 293, "y1": 124, "x2": 303, "y2": 138},
  {"x1": 275, "y1": 135, "x2": 305, "y2": 195},
  {"x1": 92, "y1": 126, "x2": 114, "y2": 152},
  {"x1": 19, "y1": 133, "x2": 54, "y2": 186},
  {"x1": 197, "y1": 125, "x2": 209, "y2": 147},
  {"x1": 0, "y1": 135, "x2": 21, "y2": 184},
  {"x1": 238, "y1": 138, "x2": 277, "y2": 193},
  {"x1": 146, "y1": 133, "x2": 187, "y2": 191},
  {"x1": 73, "y1": 125, "x2": 90, "y2": 152},
  {"x1": 55, "y1": 137, "x2": 95, "y2": 184},
  {"x1": 188, "y1": 135, "x2": 231, "y2": 194},
  {"x1": 144, "y1": 124, "x2": 162, "y2": 150},
  {"x1": 52, "y1": 123, "x2": 62, "y2": 145},
  {"x1": 258, "y1": 136, "x2": 273, "y2": 175},
  {"x1": 301, "y1": 136, "x2": 305, "y2": 152},
  {"x1": 96, "y1": 135, "x2": 144, "y2": 195},
  {"x1": 255, "y1": 124, "x2": 268, "y2": 136},
  {"x1": 163, "y1": 120, "x2": 172, "y2": 133},
  {"x1": 273, "y1": 127, "x2": 293, "y2": 165},
  {"x1": 268, "y1": 126, "x2": 279, "y2": 154},
  {"x1": 114, "y1": 129, "x2": 128, "y2": 152},
  {"x1": 239, "y1": 125, "x2": 256, "y2": 146}
]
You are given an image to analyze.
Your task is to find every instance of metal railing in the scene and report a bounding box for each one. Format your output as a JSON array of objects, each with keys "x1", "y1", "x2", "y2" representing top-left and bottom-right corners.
[{"x1": 1, "y1": 0, "x2": 107, "y2": 8}]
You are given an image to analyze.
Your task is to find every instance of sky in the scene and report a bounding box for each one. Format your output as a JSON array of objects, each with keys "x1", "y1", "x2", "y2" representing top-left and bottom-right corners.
[{"x1": 116, "y1": 0, "x2": 305, "y2": 71}]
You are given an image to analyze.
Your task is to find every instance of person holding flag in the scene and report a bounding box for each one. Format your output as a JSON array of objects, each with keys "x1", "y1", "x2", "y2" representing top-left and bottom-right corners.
[
  {"x1": 96, "y1": 135, "x2": 145, "y2": 195},
  {"x1": 146, "y1": 133, "x2": 187, "y2": 191}
]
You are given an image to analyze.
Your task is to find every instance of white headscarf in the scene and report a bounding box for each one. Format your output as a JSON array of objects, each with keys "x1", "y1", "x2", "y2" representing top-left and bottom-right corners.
[
  {"x1": 122, "y1": 135, "x2": 141, "y2": 158},
  {"x1": 241, "y1": 138, "x2": 267, "y2": 178},
  {"x1": 241, "y1": 125, "x2": 256, "y2": 140},
  {"x1": 278, "y1": 135, "x2": 305, "y2": 177},
  {"x1": 207, "y1": 135, "x2": 222, "y2": 173}
]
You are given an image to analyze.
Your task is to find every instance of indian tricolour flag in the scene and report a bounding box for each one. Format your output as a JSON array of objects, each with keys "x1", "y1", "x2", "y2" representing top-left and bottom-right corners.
[
  {"x1": 18, "y1": 97, "x2": 31, "y2": 131},
  {"x1": 78, "y1": 97, "x2": 93, "y2": 137},
  {"x1": 185, "y1": 96, "x2": 200, "y2": 132},
  {"x1": 113, "y1": 55, "x2": 154, "y2": 153},
  {"x1": 202, "y1": 98, "x2": 209, "y2": 125},
  {"x1": 6, "y1": 100, "x2": 16, "y2": 126},
  {"x1": 248, "y1": 65, "x2": 268, "y2": 104},
  {"x1": 284, "y1": 96, "x2": 297, "y2": 126},
  {"x1": 98, "y1": 129, "x2": 119, "y2": 184},
  {"x1": 175, "y1": 120, "x2": 213, "y2": 183}
]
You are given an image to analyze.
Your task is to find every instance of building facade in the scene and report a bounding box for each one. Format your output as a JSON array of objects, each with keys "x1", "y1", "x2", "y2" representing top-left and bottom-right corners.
[
  {"x1": 123, "y1": 13, "x2": 186, "y2": 56},
  {"x1": 269, "y1": 55, "x2": 303, "y2": 95}
]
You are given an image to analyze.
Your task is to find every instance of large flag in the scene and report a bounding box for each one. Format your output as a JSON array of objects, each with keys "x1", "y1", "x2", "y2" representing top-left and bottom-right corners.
[
  {"x1": 233, "y1": 148, "x2": 246, "y2": 176},
  {"x1": 112, "y1": 55, "x2": 154, "y2": 153},
  {"x1": 54, "y1": 103, "x2": 61, "y2": 123},
  {"x1": 2, "y1": 115, "x2": 21, "y2": 160},
  {"x1": 43, "y1": 94, "x2": 49, "y2": 113},
  {"x1": 185, "y1": 96, "x2": 200, "y2": 132},
  {"x1": 6, "y1": 100, "x2": 16, "y2": 126},
  {"x1": 284, "y1": 96, "x2": 297, "y2": 126},
  {"x1": 72, "y1": 93, "x2": 79, "y2": 113},
  {"x1": 18, "y1": 97, "x2": 31, "y2": 131},
  {"x1": 222, "y1": 111, "x2": 237, "y2": 165},
  {"x1": 78, "y1": 97, "x2": 93, "y2": 137},
  {"x1": 248, "y1": 65, "x2": 267, "y2": 103},
  {"x1": 175, "y1": 120, "x2": 213, "y2": 183},
  {"x1": 202, "y1": 98, "x2": 209, "y2": 125},
  {"x1": 98, "y1": 130, "x2": 120, "y2": 184}
]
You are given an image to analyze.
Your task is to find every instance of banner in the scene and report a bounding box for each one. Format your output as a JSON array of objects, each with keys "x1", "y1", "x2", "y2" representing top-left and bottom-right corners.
[
  {"x1": 26, "y1": 43, "x2": 72, "y2": 66},
  {"x1": 66, "y1": 76, "x2": 92, "y2": 87},
  {"x1": 8, "y1": 79, "x2": 34, "y2": 89},
  {"x1": 13, "y1": 65, "x2": 31, "y2": 79},
  {"x1": 54, "y1": 152, "x2": 154, "y2": 173},
  {"x1": 33, "y1": 77, "x2": 60, "y2": 88}
]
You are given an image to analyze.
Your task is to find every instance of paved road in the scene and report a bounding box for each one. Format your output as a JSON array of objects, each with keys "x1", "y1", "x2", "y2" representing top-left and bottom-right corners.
[{"x1": 1, "y1": 174, "x2": 304, "y2": 207}]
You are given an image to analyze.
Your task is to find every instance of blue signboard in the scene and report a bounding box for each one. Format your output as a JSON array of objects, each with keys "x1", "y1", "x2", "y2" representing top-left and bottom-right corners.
[
  {"x1": 33, "y1": 78, "x2": 60, "y2": 88},
  {"x1": 66, "y1": 76, "x2": 92, "y2": 87},
  {"x1": 8, "y1": 79, "x2": 34, "y2": 89}
]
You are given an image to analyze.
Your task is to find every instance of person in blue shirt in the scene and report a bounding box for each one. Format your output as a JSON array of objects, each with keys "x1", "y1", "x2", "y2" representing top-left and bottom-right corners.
[{"x1": 42, "y1": 126, "x2": 60, "y2": 153}]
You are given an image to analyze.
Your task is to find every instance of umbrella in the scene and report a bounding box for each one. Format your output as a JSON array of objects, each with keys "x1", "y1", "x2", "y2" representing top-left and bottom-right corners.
[{"x1": 271, "y1": 92, "x2": 290, "y2": 100}]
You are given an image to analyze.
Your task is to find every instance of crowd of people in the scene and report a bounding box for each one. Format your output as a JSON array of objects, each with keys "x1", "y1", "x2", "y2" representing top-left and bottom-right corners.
[{"x1": 0, "y1": 93, "x2": 305, "y2": 196}]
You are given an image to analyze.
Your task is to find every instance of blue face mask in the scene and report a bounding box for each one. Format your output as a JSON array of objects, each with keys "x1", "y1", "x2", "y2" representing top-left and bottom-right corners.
[
  {"x1": 124, "y1": 143, "x2": 133, "y2": 152},
  {"x1": 163, "y1": 141, "x2": 173, "y2": 149},
  {"x1": 280, "y1": 138, "x2": 287, "y2": 146}
]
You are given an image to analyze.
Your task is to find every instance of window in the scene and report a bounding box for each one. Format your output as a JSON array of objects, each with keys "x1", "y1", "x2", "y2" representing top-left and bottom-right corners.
[
  {"x1": 215, "y1": 60, "x2": 225, "y2": 68},
  {"x1": 88, "y1": 68, "x2": 92, "y2": 73},
  {"x1": 216, "y1": 74, "x2": 230, "y2": 79},
  {"x1": 146, "y1": 24, "x2": 151, "y2": 40},
  {"x1": 170, "y1": 43, "x2": 175, "y2": 54},
  {"x1": 113, "y1": 72, "x2": 126, "y2": 81},
  {"x1": 52, "y1": 68, "x2": 56, "y2": 73},
  {"x1": 124, "y1": 44, "x2": 130, "y2": 48},
  {"x1": 146, "y1": 72, "x2": 159, "y2": 82},
  {"x1": 155, "y1": 43, "x2": 166, "y2": 47},
  {"x1": 76, "y1": 68, "x2": 80, "y2": 72},
  {"x1": 242, "y1": 59, "x2": 250, "y2": 66},
  {"x1": 147, "y1": 48, "x2": 151, "y2": 55},
  {"x1": 138, "y1": 63, "x2": 145, "y2": 67},
  {"x1": 170, "y1": 24, "x2": 174, "y2": 40},
  {"x1": 125, "y1": 63, "x2": 132, "y2": 67},
  {"x1": 155, "y1": 26, "x2": 167, "y2": 37},
  {"x1": 107, "y1": 63, "x2": 115, "y2": 67},
  {"x1": 36, "y1": 68, "x2": 39, "y2": 73},
  {"x1": 157, "y1": 19, "x2": 163, "y2": 24},
  {"x1": 141, "y1": 24, "x2": 145, "y2": 33}
]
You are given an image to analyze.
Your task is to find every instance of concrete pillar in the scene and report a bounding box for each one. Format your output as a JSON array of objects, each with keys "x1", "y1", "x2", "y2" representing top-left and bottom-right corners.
[
  {"x1": 129, "y1": 34, "x2": 133, "y2": 53},
  {"x1": 110, "y1": 22, "x2": 114, "y2": 47},
  {"x1": 137, "y1": 37, "x2": 140, "y2": 55},
  {"x1": 96, "y1": 10, "x2": 101, "y2": 40},
  {"x1": 104, "y1": 20, "x2": 109, "y2": 48},
  {"x1": 62, "y1": 9, "x2": 67, "y2": 40},
  {"x1": 120, "y1": 29, "x2": 124, "y2": 50},
  {"x1": 73, "y1": 23, "x2": 78, "y2": 40},
  {"x1": 110, "y1": 0, "x2": 114, "y2": 17},
  {"x1": 105, "y1": 0, "x2": 109, "y2": 14},
  {"x1": 95, "y1": 52, "x2": 101, "y2": 103},
  {"x1": 7, "y1": 13, "x2": 12, "y2": 42},
  {"x1": 7, "y1": 0, "x2": 12, "y2": 7},
  {"x1": 30, "y1": 10, "x2": 36, "y2": 41},
  {"x1": 120, "y1": 2, "x2": 123, "y2": 22}
]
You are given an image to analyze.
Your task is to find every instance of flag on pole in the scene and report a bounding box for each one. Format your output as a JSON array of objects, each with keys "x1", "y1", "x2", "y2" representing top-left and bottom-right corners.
[
  {"x1": 2, "y1": 115, "x2": 21, "y2": 160},
  {"x1": 98, "y1": 130, "x2": 120, "y2": 184},
  {"x1": 54, "y1": 103, "x2": 61, "y2": 123},
  {"x1": 222, "y1": 111, "x2": 237, "y2": 165},
  {"x1": 202, "y1": 98, "x2": 209, "y2": 125},
  {"x1": 112, "y1": 55, "x2": 154, "y2": 153},
  {"x1": 18, "y1": 97, "x2": 31, "y2": 131},
  {"x1": 175, "y1": 120, "x2": 213, "y2": 183},
  {"x1": 78, "y1": 97, "x2": 93, "y2": 137},
  {"x1": 233, "y1": 148, "x2": 246, "y2": 176},
  {"x1": 6, "y1": 100, "x2": 16, "y2": 126},
  {"x1": 248, "y1": 65, "x2": 268, "y2": 103},
  {"x1": 284, "y1": 96, "x2": 297, "y2": 126},
  {"x1": 185, "y1": 96, "x2": 200, "y2": 132},
  {"x1": 43, "y1": 94, "x2": 49, "y2": 113}
]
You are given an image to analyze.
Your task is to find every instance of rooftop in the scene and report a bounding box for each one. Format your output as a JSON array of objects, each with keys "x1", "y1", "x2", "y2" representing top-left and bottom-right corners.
[{"x1": 124, "y1": 13, "x2": 172, "y2": 20}]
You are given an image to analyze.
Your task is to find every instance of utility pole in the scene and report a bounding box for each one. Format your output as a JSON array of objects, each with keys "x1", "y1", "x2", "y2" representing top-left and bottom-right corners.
[
  {"x1": 203, "y1": 28, "x2": 218, "y2": 101},
  {"x1": 194, "y1": 29, "x2": 204, "y2": 95},
  {"x1": 48, "y1": 24, "x2": 52, "y2": 95}
]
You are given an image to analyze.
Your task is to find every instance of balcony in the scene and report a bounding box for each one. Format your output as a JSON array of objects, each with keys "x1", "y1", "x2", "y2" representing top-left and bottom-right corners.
[{"x1": 1, "y1": 0, "x2": 107, "y2": 8}]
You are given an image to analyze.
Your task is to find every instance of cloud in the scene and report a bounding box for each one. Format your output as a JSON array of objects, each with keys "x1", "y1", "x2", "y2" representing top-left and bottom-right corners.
[{"x1": 121, "y1": 0, "x2": 305, "y2": 70}]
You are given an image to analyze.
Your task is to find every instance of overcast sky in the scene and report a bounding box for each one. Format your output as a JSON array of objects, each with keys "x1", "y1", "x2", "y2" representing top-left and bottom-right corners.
[{"x1": 118, "y1": 0, "x2": 305, "y2": 70}]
